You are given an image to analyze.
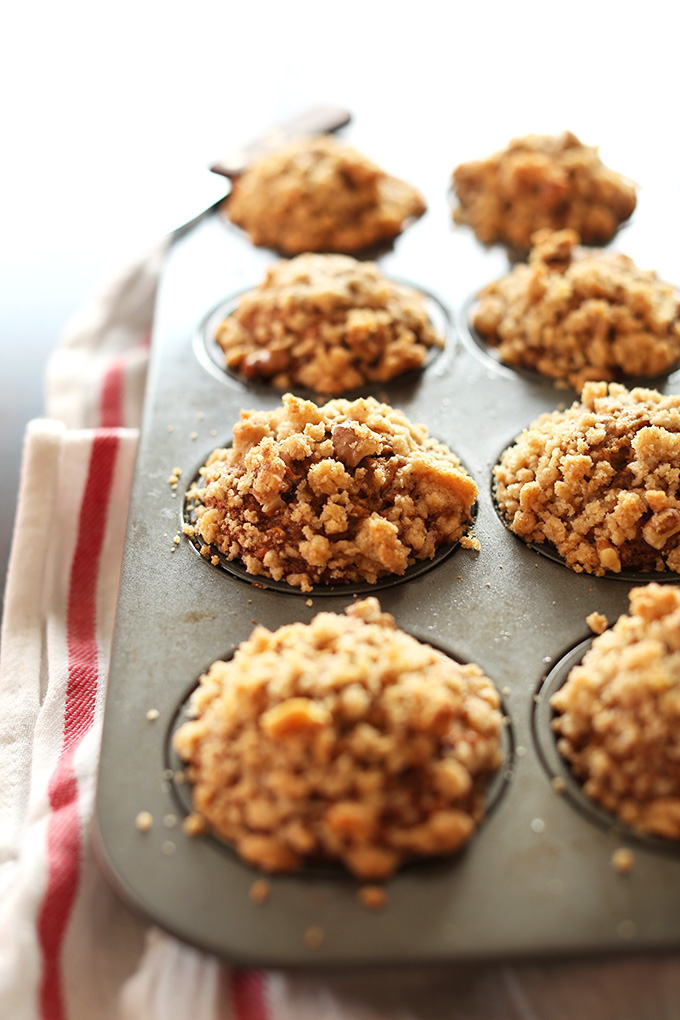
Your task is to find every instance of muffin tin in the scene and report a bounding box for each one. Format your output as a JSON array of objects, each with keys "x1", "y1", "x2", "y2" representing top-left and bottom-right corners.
[{"x1": 93, "y1": 141, "x2": 680, "y2": 967}]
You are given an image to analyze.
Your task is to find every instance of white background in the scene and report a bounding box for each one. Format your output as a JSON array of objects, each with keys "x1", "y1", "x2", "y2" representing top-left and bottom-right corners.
[{"x1": 1, "y1": 0, "x2": 679, "y2": 584}]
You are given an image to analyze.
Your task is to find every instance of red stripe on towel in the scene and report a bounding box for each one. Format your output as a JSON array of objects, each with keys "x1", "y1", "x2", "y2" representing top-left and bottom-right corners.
[
  {"x1": 232, "y1": 970, "x2": 270, "y2": 1020},
  {"x1": 37, "y1": 432, "x2": 120, "y2": 1020},
  {"x1": 100, "y1": 360, "x2": 124, "y2": 428}
]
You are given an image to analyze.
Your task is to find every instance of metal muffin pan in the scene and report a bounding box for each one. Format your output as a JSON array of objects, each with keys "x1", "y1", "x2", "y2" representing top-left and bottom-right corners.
[{"x1": 94, "y1": 177, "x2": 680, "y2": 967}]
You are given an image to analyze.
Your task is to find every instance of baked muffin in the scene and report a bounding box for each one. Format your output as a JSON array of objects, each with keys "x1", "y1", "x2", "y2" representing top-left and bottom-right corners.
[
  {"x1": 452, "y1": 131, "x2": 636, "y2": 249},
  {"x1": 185, "y1": 394, "x2": 478, "y2": 592},
  {"x1": 173, "y1": 598, "x2": 504, "y2": 877},
  {"x1": 552, "y1": 584, "x2": 680, "y2": 840},
  {"x1": 494, "y1": 382, "x2": 680, "y2": 575},
  {"x1": 215, "y1": 253, "x2": 444, "y2": 394},
  {"x1": 473, "y1": 230, "x2": 680, "y2": 389},
  {"x1": 224, "y1": 135, "x2": 426, "y2": 254}
]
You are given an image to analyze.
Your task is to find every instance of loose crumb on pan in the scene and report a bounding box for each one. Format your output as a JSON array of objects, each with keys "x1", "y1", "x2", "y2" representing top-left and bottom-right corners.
[
  {"x1": 135, "y1": 811, "x2": 153, "y2": 832},
  {"x1": 586, "y1": 611, "x2": 609, "y2": 635},
  {"x1": 182, "y1": 813, "x2": 206, "y2": 837},
  {"x1": 551, "y1": 776, "x2": 566, "y2": 794},
  {"x1": 611, "y1": 847, "x2": 635, "y2": 874},
  {"x1": 188, "y1": 393, "x2": 478, "y2": 591},
  {"x1": 249, "y1": 879, "x2": 271, "y2": 904},
  {"x1": 214, "y1": 254, "x2": 443, "y2": 395},
  {"x1": 494, "y1": 382, "x2": 680, "y2": 576},
  {"x1": 145, "y1": 708, "x2": 160, "y2": 722},
  {"x1": 552, "y1": 584, "x2": 680, "y2": 839},
  {"x1": 173, "y1": 599, "x2": 503, "y2": 879},
  {"x1": 473, "y1": 230, "x2": 680, "y2": 389},
  {"x1": 304, "y1": 926, "x2": 325, "y2": 949},
  {"x1": 452, "y1": 131, "x2": 636, "y2": 249},
  {"x1": 224, "y1": 134, "x2": 425, "y2": 255},
  {"x1": 357, "y1": 885, "x2": 388, "y2": 910}
]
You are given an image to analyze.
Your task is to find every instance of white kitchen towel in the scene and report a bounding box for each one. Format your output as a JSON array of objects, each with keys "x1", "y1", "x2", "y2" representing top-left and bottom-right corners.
[{"x1": 2, "y1": 231, "x2": 680, "y2": 1020}]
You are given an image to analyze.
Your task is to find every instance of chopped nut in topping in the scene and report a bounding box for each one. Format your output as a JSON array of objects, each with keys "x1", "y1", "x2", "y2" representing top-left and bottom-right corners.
[
  {"x1": 452, "y1": 131, "x2": 635, "y2": 249},
  {"x1": 215, "y1": 254, "x2": 443, "y2": 395},
  {"x1": 473, "y1": 230, "x2": 680, "y2": 389},
  {"x1": 173, "y1": 600, "x2": 503, "y2": 878},
  {"x1": 225, "y1": 135, "x2": 425, "y2": 255},
  {"x1": 494, "y1": 382, "x2": 680, "y2": 575},
  {"x1": 188, "y1": 393, "x2": 477, "y2": 591},
  {"x1": 552, "y1": 585, "x2": 680, "y2": 839}
]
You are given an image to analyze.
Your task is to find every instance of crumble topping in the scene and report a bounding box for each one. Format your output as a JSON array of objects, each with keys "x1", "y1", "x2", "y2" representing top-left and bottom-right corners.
[
  {"x1": 452, "y1": 131, "x2": 636, "y2": 249},
  {"x1": 225, "y1": 135, "x2": 426, "y2": 255},
  {"x1": 173, "y1": 599, "x2": 503, "y2": 878},
  {"x1": 494, "y1": 382, "x2": 680, "y2": 575},
  {"x1": 473, "y1": 230, "x2": 680, "y2": 389},
  {"x1": 552, "y1": 584, "x2": 680, "y2": 840},
  {"x1": 215, "y1": 253, "x2": 443, "y2": 394},
  {"x1": 187, "y1": 393, "x2": 478, "y2": 591}
]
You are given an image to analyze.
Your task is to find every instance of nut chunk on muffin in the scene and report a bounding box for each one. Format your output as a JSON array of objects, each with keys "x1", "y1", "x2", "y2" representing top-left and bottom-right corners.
[
  {"x1": 494, "y1": 382, "x2": 680, "y2": 575},
  {"x1": 552, "y1": 584, "x2": 680, "y2": 840},
  {"x1": 452, "y1": 131, "x2": 636, "y2": 249},
  {"x1": 186, "y1": 394, "x2": 478, "y2": 592},
  {"x1": 215, "y1": 253, "x2": 444, "y2": 394},
  {"x1": 473, "y1": 229, "x2": 680, "y2": 389},
  {"x1": 173, "y1": 598, "x2": 504, "y2": 877},
  {"x1": 224, "y1": 135, "x2": 426, "y2": 254}
]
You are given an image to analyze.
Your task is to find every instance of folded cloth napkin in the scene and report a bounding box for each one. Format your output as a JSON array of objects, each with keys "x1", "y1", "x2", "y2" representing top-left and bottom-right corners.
[{"x1": 2, "y1": 235, "x2": 680, "y2": 1020}]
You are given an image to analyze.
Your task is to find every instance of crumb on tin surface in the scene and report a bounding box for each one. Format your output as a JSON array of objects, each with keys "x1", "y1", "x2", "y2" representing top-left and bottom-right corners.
[
  {"x1": 357, "y1": 885, "x2": 388, "y2": 910},
  {"x1": 250, "y1": 879, "x2": 271, "y2": 904},
  {"x1": 611, "y1": 847, "x2": 635, "y2": 874},
  {"x1": 303, "y1": 926, "x2": 325, "y2": 949},
  {"x1": 586, "y1": 611, "x2": 609, "y2": 635},
  {"x1": 135, "y1": 811, "x2": 153, "y2": 832}
]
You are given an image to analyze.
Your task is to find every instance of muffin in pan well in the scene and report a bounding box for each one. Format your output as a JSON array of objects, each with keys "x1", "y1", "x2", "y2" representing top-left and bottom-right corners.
[
  {"x1": 184, "y1": 394, "x2": 478, "y2": 593},
  {"x1": 552, "y1": 584, "x2": 680, "y2": 841},
  {"x1": 214, "y1": 253, "x2": 444, "y2": 395},
  {"x1": 452, "y1": 131, "x2": 636, "y2": 250},
  {"x1": 473, "y1": 229, "x2": 680, "y2": 391},
  {"x1": 224, "y1": 134, "x2": 426, "y2": 255},
  {"x1": 173, "y1": 598, "x2": 504, "y2": 878},
  {"x1": 494, "y1": 382, "x2": 680, "y2": 576}
]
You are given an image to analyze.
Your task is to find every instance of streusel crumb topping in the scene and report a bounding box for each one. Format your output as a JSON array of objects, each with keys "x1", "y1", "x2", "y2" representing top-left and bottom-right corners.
[
  {"x1": 552, "y1": 584, "x2": 680, "y2": 839},
  {"x1": 225, "y1": 135, "x2": 426, "y2": 255},
  {"x1": 495, "y1": 382, "x2": 680, "y2": 575},
  {"x1": 215, "y1": 253, "x2": 443, "y2": 394},
  {"x1": 173, "y1": 599, "x2": 503, "y2": 877},
  {"x1": 188, "y1": 393, "x2": 478, "y2": 591}
]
